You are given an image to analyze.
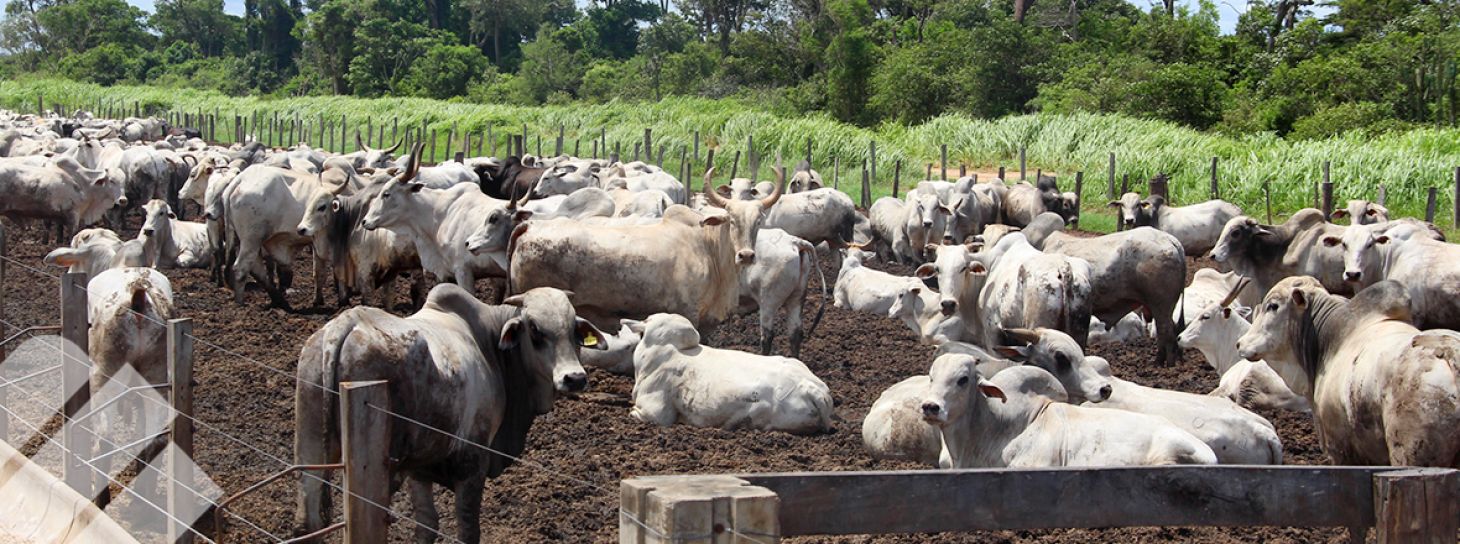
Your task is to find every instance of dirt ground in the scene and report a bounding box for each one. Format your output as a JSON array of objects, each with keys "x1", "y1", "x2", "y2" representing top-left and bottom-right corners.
[{"x1": 0, "y1": 218, "x2": 1352, "y2": 543}]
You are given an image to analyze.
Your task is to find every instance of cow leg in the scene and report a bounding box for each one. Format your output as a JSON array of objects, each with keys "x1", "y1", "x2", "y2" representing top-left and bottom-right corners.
[
  {"x1": 409, "y1": 274, "x2": 428, "y2": 310},
  {"x1": 408, "y1": 478, "x2": 440, "y2": 544},
  {"x1": 310, "y1": 254, "x2": 325, "y2": 308},
  {"x1": 787, "y1": 302, "x2": 805, "y2": 360},
  {"x1": 758, "y1": 305, "x2": 777, "y2": 356},
  {"x1": 453, "y1": 475, "x2": 485, "y2": 544},
  {"x1": 1153, "y1": 310, "x2": 1178, "y2": 366}
]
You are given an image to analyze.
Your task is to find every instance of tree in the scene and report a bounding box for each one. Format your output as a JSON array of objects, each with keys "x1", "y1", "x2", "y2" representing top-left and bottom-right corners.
[
  {"x1": 151, "y1": 0, "x2": 242, "y2": 57},
  {"x1": 35, "y1": 0, "x2": 150, "y2": 54},
  {"x1": 461, "y1": 0, "x2": 573, "y2": 69},
  {"x1": 638, "y1": 13, "x2": 697, "y2": 98},
  {"x1": 399, "y1": 43, "x2": 490, "y2": 99},
  {"x1": 516, "y1": 24, "x2": 589, "y2": 102},
  {"x1": 57, "y1": 42, "x2": 135, "y2": 84},
  {"x1": 824, "y1": 0, "x2": 876, "y2": 124},
  {"x1": 347, "y1": 18, "x2": 454, "y2": 97},
  {"x1": 296, "y1": 0, "x2": 364, "y2": 94},
  {"x1": 679, "y1": 0, "x2": 770, "y2": 54}
]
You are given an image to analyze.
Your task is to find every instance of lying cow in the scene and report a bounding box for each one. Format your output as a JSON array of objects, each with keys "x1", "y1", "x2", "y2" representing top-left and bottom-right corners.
[
  {"x1": 1081, "y1": 356, "x2": 1283, "y2": 464},
  {"x1": 44, "y1": 228, "x2": 152, "y2": 280},
  {"x1": 628, "y1": 313, "x2": 833, "y2": 434},
  {"x1": 295, "y1": 286, "x2": 600, "y2": 544},
  {"x1": 863, "y1": 375, "x2": 943, "y2": 466},
  {"x1": 1176, "y1": 281, "x2": 1309, "y2": 413},
  {"x1": 1329, "y1": 199, "x2": 1388, "y2": 225},
  {"x1": 921, "y1": 357, "x2": 1217, "y2": 468},
  {"x1": 140, "y1": 200, "x2": 211, "y2": 269},
  {"x1": 1238, "y1": 278, "x2": 1460, "y2": 467},
  {"x1": 835, "y1": 247, "x2": 941, "y2": 336}
]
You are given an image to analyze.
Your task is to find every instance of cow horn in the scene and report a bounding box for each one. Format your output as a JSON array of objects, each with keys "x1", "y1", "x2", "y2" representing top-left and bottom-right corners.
[
  {"x1": 402, "y1": 142, "x2": 424, "y2": 182},
  {"x1": 1219, "y1": 277, "x2": 1251, "y2": 308},
  {"x1": 760, "y1": 166, "x2": 786, "y2": 208},
  {"x1": 515, "y1": 183, "x2": 533, "y2": 209},
  {"x1": 181, "y1": 154, "x2": 197, "y2": 168},
  {"x1": 1003, "y1": 328, "x2": 1042, "y2": 345},
  {"x1": 502, "y1": 294, "x2": 526, "y2": 307},
  {"x1": 355, "y1": 133, "x2": 367, "y2": 151},
  {"x1": 382, "y1": 137, "x2": 403, "y2": 154},
  {"x1": 703, "y1": 167, "x2": 728, "y2": 208}
]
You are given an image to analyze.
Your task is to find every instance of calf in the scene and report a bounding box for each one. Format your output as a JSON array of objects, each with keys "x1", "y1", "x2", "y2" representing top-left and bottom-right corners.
[
  {"x1": 835, "y1": 248, "x2": 934, "y2": 334},
  {"x1": 1176, "y1": 280, "x2": 1309, "y2": 413},
  {"x1": 1329, "y1": 200, "x2": 1388, "y2": 225},
  {"x1": 629, "y1": 313, "x2": 833, "y2": 434},
  {"x1": 140, "y1": 200, "x2": 211, "y2": 269},
  {"x1": 737, "y1": 229, "x2": 820, "y2": 358},
  {"x1": 921, "y1": 357, "x2": 1216, "y2": 468},
  {"x1": 44, "y1": 228, "x2": 152, "y2": 281}
]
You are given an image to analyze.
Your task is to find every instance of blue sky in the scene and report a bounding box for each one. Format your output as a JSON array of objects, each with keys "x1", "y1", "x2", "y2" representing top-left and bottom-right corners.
[{"x1": 124, "y1": 0, "x2": 1327, "y2": 36}]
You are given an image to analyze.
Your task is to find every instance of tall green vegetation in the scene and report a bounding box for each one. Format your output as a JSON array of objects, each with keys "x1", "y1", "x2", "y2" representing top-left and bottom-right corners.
[
  {"x1": 9, "y1": 78, "x2": 1460, "y2": 224},
  {"x1": 1, "y1": 0, "x2": 1456, "y2": 141}
]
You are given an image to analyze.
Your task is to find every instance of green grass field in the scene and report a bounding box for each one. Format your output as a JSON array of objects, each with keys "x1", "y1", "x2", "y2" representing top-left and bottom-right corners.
[{"x1": 6, "y1": 78, "x2": 1460, "y2": 225}]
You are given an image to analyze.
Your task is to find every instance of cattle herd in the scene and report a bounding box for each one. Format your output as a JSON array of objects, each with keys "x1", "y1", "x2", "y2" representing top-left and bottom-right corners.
[{"x1": 3, "y1": 109, "x2": 1460, "y2": 543}]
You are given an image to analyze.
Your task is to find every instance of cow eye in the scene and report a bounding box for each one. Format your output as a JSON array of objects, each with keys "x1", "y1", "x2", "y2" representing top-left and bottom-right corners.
[
  {"x1": 317, "y1": 204, "x2": 326, "y2": 211},
  {"x1": 1055, "y1": 353, "x2": 1071, "y2": 371},
  {"x1": 956, "y1": 376, "x2": 969, "y2": 387},
  {"x1": 488, "y1": 215, "x2": 497, "y2": 223},
  {"x1": 1266, "y1": 303, "x2": 1278, "y2": 312}
]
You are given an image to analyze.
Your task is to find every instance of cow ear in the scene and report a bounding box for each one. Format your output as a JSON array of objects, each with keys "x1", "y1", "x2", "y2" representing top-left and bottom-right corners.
[
  {"x1": 408, "y1": 182, "x2": 426, "y2": 193},
  {"x1": 513, "y1": 210, "x2": 535, "y2": 223},
  {"x1": 1290, "y1": 288, "x2": 1308, "y2": 308},
  {"x1": 700, "y1": 214, "x2": 726, "y2": 227},
  {"x1": 909, "y1": 286, "x2": 922, "y2": 295},
  {"x1": 1221, "y1": 307, "x2": 1232, "y2": 319},
  {"x1": 1254, "y1": 227, "x2": 1274, "y2": 237},
  {"x1": 1106, "y1": 201, "x2": 1120, "y2": 208},
  {"x1": 624, "y1": 319, "x2": 646, "y2": 335},
  {"x1": 1139, "y1": 201, "x2": 1151, "y2": 209},
  {"x1": 914, "y1": 263, "x2": 937, "y2": 280},
  {"x1": 978, "y1": 380, "x2": 1007, "y2": 403},
  {"x1": 1374, "y1": 235, "x2": 1390, "y2": 245},
  {"x1": 498, "y1": 317, "x2": 523, "y2": 350},
  {"x1": 1331, "y1": 209, "x2": 1348, "y2": 219},
  {"x1": 1236, "y1": 306, "x2": 1253, "y2": 319},
  {"x1": 968, "y1": 261, "x2": 987, "y2": 275},
  {"x1": 715, "y1": 185, "x2": 732, "y2": 198},
  {"x1": 576, "y1": 318, "x2": 608, "y2": 350},
  {"x1": 1365, "y1": 209, "x2": 1379, "y2": 216},
  {"x1": 43, "y1": 248, "x2": 82, "y2": 268},
  {"x1": 1322, "y1": 236, "x2": 1341, "y2": 247},
  {"x1": 994, "y1": 346, "x2": 1028, "y2": 361}
]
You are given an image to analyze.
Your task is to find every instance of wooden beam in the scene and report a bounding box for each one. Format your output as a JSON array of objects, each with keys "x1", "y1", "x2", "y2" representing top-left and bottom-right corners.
[
  {"x1": 1373, "y1": 468, "x2": 1460, "y2": 544},
  {"x1": 167, "y1": 318, "x2": 195, "y2": 544},
  {"x1": 341, "y1": 380, "x2": 391, "y2": 543},
  {"x1": 739, "y1": 467, "x2": 1394, "y2": 536},
  {"x1": 621, "y1": 476, "x2": 779, "y2": 543},
  {"x1": 61, "y1": 272, "x2": 91, "y2": 495},
  {"x1": 0, "y1": 221, "x2": 6, "y2": 440}
]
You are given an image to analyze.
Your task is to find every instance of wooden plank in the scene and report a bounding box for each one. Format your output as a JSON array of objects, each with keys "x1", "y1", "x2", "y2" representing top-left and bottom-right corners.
[
  {"x1": 61, "y1": 272, "x2": 90, "y2": 495},
  {"x1": 341, "y1": 380, "x2": 391, "y2": 543},
  {"x1": 621, "y1": 476, "x2": 779, "y2": 544},
  {"x1": 1373, "y1": 468, "x2": 1460, "y2": 544},
  {"x1": 167, "y1": 319, "x2": 195, "y2": 544},
  {"x1": 739, "y1": 467, "x2": 1389, "y2": 536}
]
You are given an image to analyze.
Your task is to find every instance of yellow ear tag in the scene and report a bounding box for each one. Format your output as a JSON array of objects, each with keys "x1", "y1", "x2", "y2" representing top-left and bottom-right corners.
[{"x1": 582, "y1": 334, "x2": 599, "y2": 347}]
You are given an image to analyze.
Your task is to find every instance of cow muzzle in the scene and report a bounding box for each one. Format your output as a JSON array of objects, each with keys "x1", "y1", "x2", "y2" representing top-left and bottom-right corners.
[
  {"x1": 736, "y1": 249, "x2": 756, "y2": 264},
  {"x1": 940, "y1": 299, "x2": 957, "y2": 316},
  {"x1": 922, "y1": 221, "x2": 933, "y2": 229},
  {"x1": 1236, "y1": 342, "x2": 1261, "y2": 362},
  {"x1": 297, "y1": 227, "x2": 310, "y2": 236},
  {"x1": 920, "y1": 402, "x2": 946, "y2": 424},
  {"x1": 1344, "y1": 271, "x2": 1361, "y2": 282},
  {"x1": 142, "y1": 228, "x2": 155, "y2": 236},
  {"x1": 116, "y1": 196, "x2": 129, "y2": 207},
  {"x1": 1095, "y1": 384, "x2": 1113, "y2": 402},
  {"x1": 942, "y1": 235, "x2": 954, "y2": 244},
  {"x1": 1123, "y1": 218, "x2": 1135, "y2": 226},
  {"x1": 559, "y1": 371, "x2": 588, "y2": 393}
]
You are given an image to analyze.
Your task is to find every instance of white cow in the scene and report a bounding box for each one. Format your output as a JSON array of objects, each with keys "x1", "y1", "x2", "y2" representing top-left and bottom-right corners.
[
  {"x1": 922, "y1": 358, "x2": 1217, "y2": 468},
  {"x1": 629, "y1": 313, "x2": 833, "y2": 434},
  {"x1": 737, "y1": 229, "x2": 819, "y2": 358},
  {"x1": 1178, "y1": 300, "x2": 1310, "y2": 413},
  {"x1": 43, "y1": 228, "x2": 151, "y2": 280},
  {"x1": 578, "y1": 319, "x2": 642, "y2": 375},
  {"x1": 140, "y1": 200, "x2": 211, "y2": 269},
  {"x1": 221, "y1": 165, "x2": 328, "y2": 308},
  {"x1": 0, "y1": 155, "x2": 125, "y2": 240},
  {"x1": 1336, "y1": 232, "x2": 1460, "y2": 330},
  {"x1": 1113, "y1": 193, "x2": 1242, "y2": 256},
  {"x1": 835, "y1": 248, "x2": 940, "y2": 336},
  {"x1": 976, "y1": 234, "x2": 1092, "y2": 349},
  {"x1": 1329, "y1": 200, "x2": 1388, "y2": 225},
  {"x1": 1081, "y1": 357, "x2": 1283, "y2": 464},
  {"x1": 1238, "y1": 278, "x2": 1460, "y2": 467},
  {"x1": 862, "y1": 376, "x2": 943, "y2": 466}
]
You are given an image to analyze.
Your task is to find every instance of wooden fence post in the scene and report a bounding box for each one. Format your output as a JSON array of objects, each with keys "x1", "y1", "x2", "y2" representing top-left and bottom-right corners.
[
  {"x1": 860, "y1": 162, "x2": 870, "y2": 209},
  {"x1": 592, "y1": 140, "x2": 599, "y2": 160},
  {"x1": 656, "y1": 147, "x2": 666, "y2": 169},
  {"x1": 476, "y1": 131, "x2": 484, "y2": 156},
  {"x1": 892, "y1": 160, "x2": 902, "y2": 199},
  {"x1": 1121, "y1": 174, "x2": 1130, "y2": 195},
  {"x1": 1107, "y1": 152, "x2": 1117, "y2": 198},
  {"x1": 1377, "y1": 184, "x2": 1387, "y2": 206},
  {"x1": 729, "y1": 150, "x2": 741, "y2": 181},
  {"x1": 1452, "y1": 167, "x2": 1459, "y2": 227},
  {"x1": 61, "y1": 272, "x2": 91, "y2": 495},
  {"x1": 643, "y1": 128, "x2": 652, "y2": 163},
  {"x1": 1072, "y1": 171, "x2": 1084, "y2": 228},
  {"x1": 940, "y1": 144, "x2": 948, "y2": 181},
  {"x1": 445, "y1": 124, "x2": 455, "y2": 160},
  {"x1": 1426, "y1": 188, "x2": 1438, "y2": 222},
  {"x1": 1264, "y1": 178, "x2": 1274, "y2": 224},
  {"x1": 748, "y1": 135, "x2": 758, "y2": 181},
  {"x1": 1321, "y1": 182, "x2": 1335, "y2": 221},
  {"x1": 341, "y1": 380, "x2": 391, "y2": 544},
  {"x1": 167, "y1": 318, "x2": 195, "y2": 544},
  {"x1": 1019, "y1": 146, "x2": 1026, "y2": 181},
  {"x1": 868, "y1": 141, "x2": 877, "y2": 195},
  {"x1": 429, "y1": 130, "x2": 438, "y2": 163},
  {"x1": 960, "y1": 164, "x2": 967, "y2": 178},
  {"x1": 633, "y1": 143, "x2": 642, "y2": 162},
  {"x1": 1210, "y1": 156, "x2": 1220, "y2": 199},
  {"x1": 488, "y1": 125, "x2": 496, "y2": 157},
  {"x1": 620, "y1": 476, "x2": 780, "y2": 543},
  {"x1": 833, "y1": 157, "x2": 840, "y2": 190},
  {"x1": 694, "y1": 131, "x2": 701, "y2": 162},
  {"x1": 0, "y1": 222, "x2": 6, "y2": 440},
  {"x1": 998, "y1": 166, "x2": 1005, "y2": 181},
  {"x1": 925, "y1": 163, "x2": 932, "y2": 180},
  {"x1": 1372, "y1": 468, "x2": 1460, "y2": 544},
  {"x1": 574, "y1": 138, "x2": 580, "y2": 157},
  {"x1": 341, "y1": 116, "x2": 348, "y2": 151},
  {"x1": 463, "y1": 131, "x2": 472, "y2": 158},
  {"x1": 612, "y1": 142, "x2": 620, "y2": 164}
]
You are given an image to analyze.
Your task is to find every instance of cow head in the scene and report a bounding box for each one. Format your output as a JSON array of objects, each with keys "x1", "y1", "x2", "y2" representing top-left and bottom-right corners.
[
  {"x1": 465, "y1": 200, "x2": 531, "y2": 256},
  {"x1": 140, "y1": 199, "x2": 175, "y2": 238},
  {"x1": 1236, "y1": 277, "x2": 1329, "y2": 396},
  {"x1": 995, "y1": 328, "x2": 1112, "y2": 403},
  {"x1": 533, "y1": 162, "x2": 600, "y2": 197},
  {"x1": 788, "y1": 162, "x2": 822, "y2": 193},
  {"x1": 1211, "y1": 216, "x2": 1272, "y2": 263},
  {"x1": 1331, "y1": 200, "x2": 1389, "y2": 225},
  {"x1": 297, "y1": 180, "x2": 349, "y2": 238},
  {"x1": 350, "y1": 134, "x2": 401, "y2": 169},
  {"x1": 361, "y1": 143, "x2": 426, "y2": 232},
  {"x1": 1107, "y1": 192, "x2": 1144, "y2": 228},
  {"x1": 499, "y1": 288, "x2": 606, "y2": 410},
  {"x1": 909, "y1": 193, "x2": 947, "y2": 234},
  {"x1": 921, "y1": 353, "x2": 1005, "y2": 426},
  {"x1": 915, "y1": 243, "x2": 986, "y2": 316},
  {"x1": 1178, "y1": 277, "x2": 1251, "y2": 352},
  {"x1": 702, "y1": 166, "x2": 784, "y2": 265},
  {"x1": 720, "y1": 178, "x2": 760, "y2": 201},
  {"x1": 886, "y1": 284, "x2": 926, "y2": 321},
  {"x1": 941, "y1": 193, "x2": 981, "y2": 244}
]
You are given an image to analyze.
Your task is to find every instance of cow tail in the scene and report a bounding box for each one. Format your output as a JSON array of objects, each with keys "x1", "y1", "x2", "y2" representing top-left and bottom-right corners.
[
  {"x1": 804, "y1": 242, "x2": 829, "y2": 339},
  {"x1": 320, "y1": 321, "x2": 350, "y2": 459}
]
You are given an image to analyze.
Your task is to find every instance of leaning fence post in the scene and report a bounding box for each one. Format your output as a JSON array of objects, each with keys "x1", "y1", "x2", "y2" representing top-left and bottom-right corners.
[
  {"x1": 892, "y1": 160, "x2": 902, "y2": 199},
  {"x1": 1373, "y1": 468, "x2": 1460, "y2": 544},
  {"x1": 1452, "y1": 167, "x2": 1459, "y2": 227},
  {"x1": 167, "y1": 318, "x2": 195, "y2": 544},
  {"x1": 729, "y1": 150, "x2": 741, "y2": 181},
  {"x1": 860, "y1": 161, "x2": 870, "y2": 208},
  {"x1": 1210, "y1": 156, "x2": 1220, "y2": 200},
  {"x1": 620, "y1": 476, "x2": 780, "y2": 543},
  {"x1": 1072, "y1": 171, "x2": 1084, "y2": 228},
  {"x1": 1426, "y1": 188, "x2": 1438, "y2": 223},
  {"x1": 61, "y1": 272, "x2": 91, "y2": 495},
  {"x1": 940, "y1": 144, "x2": 948, "y2": 181},
  {"x1": 1377, "y1": 184, "x2": 1387, "y2": 206},
  {"x1": 1107, "y1": 152, "x2": 1117, "y2": 198},
  {"x1": 341, "y1": 380, "x2": 391, "y2": 544}
]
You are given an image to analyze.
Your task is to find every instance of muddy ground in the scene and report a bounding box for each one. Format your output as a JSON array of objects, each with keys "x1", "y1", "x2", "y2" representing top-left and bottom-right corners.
[{"x1": 0, "y1": 218, "x2": 1350, "y2": 543}]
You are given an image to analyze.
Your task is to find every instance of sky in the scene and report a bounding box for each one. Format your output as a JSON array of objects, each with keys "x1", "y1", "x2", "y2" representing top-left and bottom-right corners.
[{"x1": 120, "y1": 0, "x2": 1331, "y2": 36}]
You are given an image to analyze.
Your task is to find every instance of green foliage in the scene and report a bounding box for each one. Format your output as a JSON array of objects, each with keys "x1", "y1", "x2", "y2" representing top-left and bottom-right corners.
[
  {"x1": 36, "y1": 0, "x2": 151, "y2": 54},
  {"x1": 399, "y1": 44, "x2": 490, "y2": 99},
  {"x1": 58, "y1": 44, "x2": 136, "y2": 85},
  {"x1": 824, "y1": 0, "x2": 877, "y2": 125},
  {"x1": 516, "y1": 25, "x2": 590, "y2": 103},
  {"x1": 346, "y1": 20, "x2": 456, "y2": 98},
  {"x1": 1289, "y1": 102, "x2": 1410, "y2": 141}
]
